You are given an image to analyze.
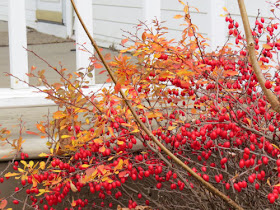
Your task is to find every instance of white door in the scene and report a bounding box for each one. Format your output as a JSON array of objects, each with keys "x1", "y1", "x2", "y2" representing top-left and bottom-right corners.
[{"x1": 36, "y1": 0, "x2": 63, "y2": 24}]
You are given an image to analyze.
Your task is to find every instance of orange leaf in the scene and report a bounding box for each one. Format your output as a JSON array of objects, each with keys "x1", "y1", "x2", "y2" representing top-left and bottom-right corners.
[
  {"x1": 53, "y1": 111, "x2": 66, "y2": 120},
  {"x1": 26, "y1": 131, "x2": 39, "y2": 136},
  {"x1": 94, "y1": 63, "x2": 103, "y2": 69},
  {"x1": 121, "y1": 38, "x2": 128, "y2": 45},
  {"x1": 31, "y1": 66, "x2": 36, "y2": 71},
  {"x1": 225, "y1": 70, "x2": 238, "y2": 76},
  {"x1": 36, "y1": 124, "x2": 46, "y2": 134},
  {"x1": 114, "y1": 83, "x2": 121, "y2": 93},
  {"x1": 174, "y1": 14, "x2": 183, "y2": 19},
  {"x1": 104, "y1": 53, "x2": 111, "y2": 60},
  {"x1": 106, "y1": 77, "x2": 112, "y2": 83},
  {"x1": 191, "y1": 108, "x2": 197, "y2": 114},
  {"x1": 142, "y1": 32, "x2": 147, "y2": 42},
  {"x1": 263, "y1": 44, "x2": 272, "y2": 50}
]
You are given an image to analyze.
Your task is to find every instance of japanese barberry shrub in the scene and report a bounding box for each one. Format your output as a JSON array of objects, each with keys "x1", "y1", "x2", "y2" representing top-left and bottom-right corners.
[{"x1": 2, "y1": 1, "x2": 280, "y2": 209}]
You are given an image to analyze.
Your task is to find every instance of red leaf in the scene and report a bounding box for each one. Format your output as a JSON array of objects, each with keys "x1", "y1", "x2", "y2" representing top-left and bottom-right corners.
[
  {"x1": 0, "y1": 199, "x2": 7, "y2": 209},
  {"x1": 99, "y1": 70, "x2": 106, "y2": 75},
  {"x1": 118, "y1": 170, "x2": 128, "y2": 178}
]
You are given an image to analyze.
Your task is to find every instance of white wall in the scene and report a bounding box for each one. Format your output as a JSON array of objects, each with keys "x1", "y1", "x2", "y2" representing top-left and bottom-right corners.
[
  {"x1": 0, "y1": 0, "x2": 8, "y2": 21},
  {"x1": 92, "y1": 0, "x2": 143, "y2": 48},
  {"x1": 0, "y1": 0, "x2": 279, "y2": 48},
  {"x1": 161, "y1": 0, "x2": 210, "y2": 42}
]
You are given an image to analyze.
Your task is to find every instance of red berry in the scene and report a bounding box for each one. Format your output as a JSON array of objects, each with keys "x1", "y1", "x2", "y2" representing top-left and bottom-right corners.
[
  {"x1": 13, "y1": 200, "x2": 19, "y2": 205},
  {"x1": 202, "y1": 174, "x2": 209, "y2": 182},
  {"x1": 239, "y1": 159, "x2": 245, "y2": 168},
  {"x1": 265, "y1": 80, "x2": 272, "y2": 89},
  {"x1": 21, "y1": 179, "x2": 26, "y2": 186},
  {"x1": 262, "y1": 156, "x2": 269, "y2": 165},
  {"x1": 225, "y1": 183, "x2": 230, "y2": 190},
  {"x1": 269, "y1": 124, "x2": 275, "y2": 132}
]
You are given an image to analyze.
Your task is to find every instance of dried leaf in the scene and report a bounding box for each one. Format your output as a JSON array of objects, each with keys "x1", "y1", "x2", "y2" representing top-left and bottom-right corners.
[{"x1": 70, "y1": 182, "x2": 78, "y2": 192}]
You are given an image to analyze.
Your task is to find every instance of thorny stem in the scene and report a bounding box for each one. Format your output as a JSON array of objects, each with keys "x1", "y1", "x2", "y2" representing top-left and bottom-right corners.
[{"x1": 70, "y1": 0, "x2": 244, "y2": 209}]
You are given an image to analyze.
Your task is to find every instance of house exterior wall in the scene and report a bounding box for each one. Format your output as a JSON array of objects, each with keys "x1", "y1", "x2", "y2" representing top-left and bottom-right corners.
[{"x1": 0, "y1": 0, "x2": 278, "y2": 48}]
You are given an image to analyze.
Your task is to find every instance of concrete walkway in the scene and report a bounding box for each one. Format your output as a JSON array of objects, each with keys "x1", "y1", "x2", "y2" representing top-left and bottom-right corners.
[{"x1": 0, "y1": 21, "x2": 117, "y2": 88}]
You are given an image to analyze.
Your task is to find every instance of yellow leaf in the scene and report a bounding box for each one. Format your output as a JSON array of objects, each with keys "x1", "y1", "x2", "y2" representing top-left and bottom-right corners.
[
  {"x1": 272, "y1": 144, "x2": 280, "y2": 150},
  {"x1": 18, "y1": 168, "x2": 24, "y2": 173},
  {"x1": 108, "y1": 156, "x2": 115, "y2": 161},
  {"x1": 29, "y1": 161, "x2": 34, "y2": 168},
  {"x1": 168, "y1": 126, "x2": 176, "y2": 131},
  {"x1": 101, "y1": 176, "x2": 114, "y2": 183},
  {"x1": 108, "y1": 127, "x2": 115, "y2": 137},
  {"x1": 40, "y1": 161, "x2": 46, "y2": 170},
  {"x1": 223, "y1": 7, "x2": 228, "y2": 12},
  {"x1": 132, "y1": 128, "x2": 139, "y2": 133},
  {"x1": 21, "y1": 160, "x2": 27, "y2": 166},
  {"x1": 38, "y1": 152, "x2": 48, "y2": 157},
  {"x1": 81, "y1": 164, "x2": 90, "y2": 169},
  {"x1": 5, "y1": 172, "x2": 20, "y2": 177},
  {"x1": 70, "y1": 182, "x2": 78, "y2": 192},
  {"x1": 61, "y1": 135, "x2": 71, "y2": 139},
  {"x1": 114, "y1": 159, "x2": 124, "y2": 172},
  {"x1": 117, "y1": 141, "x2": 124, "y2": 145},
  {"x1": 94, "y1": 138, "x2": 103, "y2": 144},
  {"x1": 53, "y1": 111, "x2": 66, "y2": 120}
]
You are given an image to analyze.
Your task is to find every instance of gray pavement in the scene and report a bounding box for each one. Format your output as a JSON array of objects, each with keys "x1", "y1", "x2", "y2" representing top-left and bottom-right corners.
[{"x1": 0, "y1": 20, "x2": 118, "y2": 88}]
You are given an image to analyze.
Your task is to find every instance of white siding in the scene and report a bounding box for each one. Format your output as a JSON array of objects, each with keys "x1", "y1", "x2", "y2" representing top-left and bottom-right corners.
[
  {"x1": 25, "y1": 0, "x2": 37, "y2": 28},
  {"x1": 0, "y1": 0, "x2": 8, "y2": 21},
  {"x1": 161, "y1": 0, "x2": 210, "y2": 43},
  {"x1": 0, "y1": 0, "x2": 279, "y2": 48},
  {"x1": 92, "y1": 0, "x2": 142, "y2": 48}
]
